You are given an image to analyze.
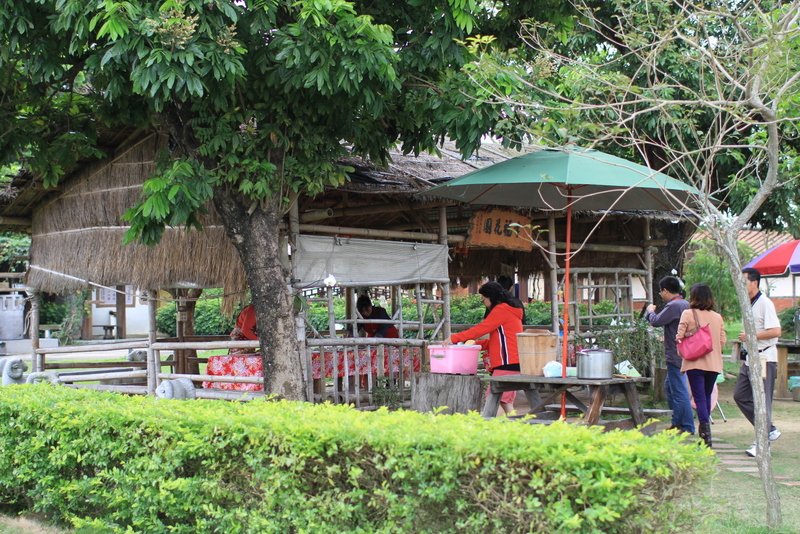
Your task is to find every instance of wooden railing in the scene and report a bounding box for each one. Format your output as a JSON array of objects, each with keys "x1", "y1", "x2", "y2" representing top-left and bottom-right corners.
[
  {"x1": 305, "y1": 337, "x2": 427, "y2": 409},
  {"x1": 33, "y1": 336, "x2": 428, "y2": 407}
]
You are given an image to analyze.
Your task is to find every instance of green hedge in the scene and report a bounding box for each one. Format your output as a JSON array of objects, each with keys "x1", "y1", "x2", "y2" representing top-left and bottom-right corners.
[{"x1": 0, "y1": 386, "x2": 712, "y2": 533}]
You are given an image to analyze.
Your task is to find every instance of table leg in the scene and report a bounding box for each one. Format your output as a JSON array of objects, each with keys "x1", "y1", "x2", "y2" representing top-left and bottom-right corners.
[
  {"x1": 482, "y1": 384, "x2": 502, "y2": 418},
  {"x1": 777, "y1": 346, "x2": 790, "y2": 399},
  {"x1": 622, "y1": 381, "x2": 646, "y2": 426},
  {"x1": 585, "y1": 385, "x2": 607, "y2": 424},
  {"x1": 523, "y1": 388, "x2": 542, "y2": 414},
  {"x1": 565, "y1": 391, "x2": 589, "y2": 414}
]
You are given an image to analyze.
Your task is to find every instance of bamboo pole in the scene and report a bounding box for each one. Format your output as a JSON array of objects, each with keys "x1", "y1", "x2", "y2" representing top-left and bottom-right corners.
[
  {"x1": 36, "y1": 340, "x2": 149, "y2": 354},
  {"x1": 30, "y1": 290, "x2": 41, "y2": 372},
  {"x1": 290, "y1": 197, "x2": 312, "y2": 402},
  {"x1": 643, "y1": 219, "x2": 656, "y2": 382},
  {"x1": 58, "y1": 370, "x2": 148, "y2": 382},
  {"x1": 300, "y1": 202, "x2": 450, "y2": 223},
  {"x1": 151, "y1": 340, "x2": 259, "y2": 351},
  {"x1": 65, "y1": 384, "x2": 148, "y2": 394},
  {"x1": 194, "y1": 389, "x2": 266, "y2": 401},
  {"x1": 159, "y1": 372, "x2": 264, "y2": 384},
  {"x1": 146, "y1": 289, "x2": 158, "y2": 395},
  {"x1": 296, "y1": 223, "x2": 466, "y2": 243},
  {"x1": 548, "y1": 214, "x2": 559, "y2": 332},
  {"x1": 439, "y1": 205, "x2": 451, "y2": 340}
]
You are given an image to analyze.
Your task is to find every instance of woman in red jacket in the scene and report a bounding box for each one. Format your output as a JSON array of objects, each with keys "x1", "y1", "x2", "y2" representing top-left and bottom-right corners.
[{"x1": 450, "y1": 281, "x2": 524, "y2": 414}]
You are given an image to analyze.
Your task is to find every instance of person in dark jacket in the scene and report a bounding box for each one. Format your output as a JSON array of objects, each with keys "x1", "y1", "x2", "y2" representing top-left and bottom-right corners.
[
  {"x1": 451, "y1": 281, "x2": 524, "y2": 414},
  {"x1": 646, "y1": 275, "x2": 694, "y2": 434},
  {"x1": 355, "y1": 295, "x2": 399, "y2": 338}
]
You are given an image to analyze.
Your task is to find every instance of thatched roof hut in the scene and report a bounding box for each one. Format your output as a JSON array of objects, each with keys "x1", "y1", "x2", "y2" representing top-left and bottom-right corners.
[{"x1": 1, "y1": 129, "x2": 690, "y2": 300}]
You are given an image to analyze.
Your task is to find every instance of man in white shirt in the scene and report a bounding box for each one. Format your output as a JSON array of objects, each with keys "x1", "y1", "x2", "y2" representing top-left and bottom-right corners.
[{"x1": 734, "y1": 267, "x2": 782, "y2": 457}]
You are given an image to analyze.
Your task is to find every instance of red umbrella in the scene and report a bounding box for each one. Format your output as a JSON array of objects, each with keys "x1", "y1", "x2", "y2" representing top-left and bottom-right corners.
[{"x1": 744, "y1": 239, "x2": 800, "y2": 276}]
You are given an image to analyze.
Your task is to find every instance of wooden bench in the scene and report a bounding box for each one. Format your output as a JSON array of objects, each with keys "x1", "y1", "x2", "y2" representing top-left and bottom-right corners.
[
  {"x1": 38, "y1": 324, "x2": 61, "y2": 338},
  {"x1": 93, "y1": 324, "x2": 116, "y2": 339}
]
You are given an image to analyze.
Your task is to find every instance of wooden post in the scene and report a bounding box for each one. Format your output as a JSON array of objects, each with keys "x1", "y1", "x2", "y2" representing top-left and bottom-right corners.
[
  {"x1": 81, "y1": 286, "x2": 93, "y2": 340},
  {"x1": 643, "y1": 218, "x2": 654, "y2": 303},
  {"x1": 146, "y1": 289, "x2": 158, "y2": 395},
  {"x1": 290, "y1": 198, "x2": 311, "y2": 402},
  {"x1": 115, "y1": 285, "x2": 127, "y2": 339},
  {"x1": 439, "y1": 205, "x2": 451, "y2": 340},
  {"x1": 548, "y1": 214, "x2": 559, "y2": 332},
  {"x1": 518, "y1": 274, "x2": 529, "y2": 307},
  {"x1": 411, "y1": 373, "x2": 482, "y2": 414},
  {"x1": 30, "y1": 289, "x2": 41, "y2": 372},
  {"x1": 643, "y1": 218, "x2": 656, "y2": 381}
]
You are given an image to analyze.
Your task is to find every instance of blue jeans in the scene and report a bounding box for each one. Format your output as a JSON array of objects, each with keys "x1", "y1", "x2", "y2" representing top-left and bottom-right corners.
[{"x1": 665, "y1": 362, "x2": 695, "y2": 433}]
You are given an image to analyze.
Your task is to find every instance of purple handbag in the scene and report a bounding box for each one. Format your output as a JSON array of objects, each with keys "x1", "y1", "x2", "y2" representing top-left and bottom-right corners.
[{"x1": 677, "y1": 309, "x2": 713, "y2": 361}]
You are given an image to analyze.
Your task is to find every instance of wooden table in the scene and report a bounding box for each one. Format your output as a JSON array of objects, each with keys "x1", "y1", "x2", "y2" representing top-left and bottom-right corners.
[
  {"x1": 731, "y1": 339, "x2": 800, "y2": 400},
  {"x1": 482, "y1": 375, "x2": 652, "y2": 429}
]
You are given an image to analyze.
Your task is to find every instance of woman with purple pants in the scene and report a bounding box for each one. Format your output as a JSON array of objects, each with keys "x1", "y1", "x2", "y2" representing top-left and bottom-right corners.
[{"x1": 676, "y1": 283, "x2": 726, "y2": 447}]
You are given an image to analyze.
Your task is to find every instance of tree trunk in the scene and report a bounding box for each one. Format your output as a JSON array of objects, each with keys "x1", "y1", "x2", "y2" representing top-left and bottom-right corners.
[
  {"x1": 411, "y1": 373, "x2": 483, "y2": 414},
  {"x1": 214, "y1": 190, "x2": 306, "y2": 400},
  {"x1": 717, "y1": 229, "x2": 782, "y2": 525}
]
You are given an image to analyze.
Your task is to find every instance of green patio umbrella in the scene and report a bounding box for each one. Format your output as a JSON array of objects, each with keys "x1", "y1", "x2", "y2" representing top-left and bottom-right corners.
[
  {"x1": 428, "y1": 147, "x2": 698, "y2": 211},
  {"x1": 427, "y1": 146, "x2": 701, "y2": 418}
]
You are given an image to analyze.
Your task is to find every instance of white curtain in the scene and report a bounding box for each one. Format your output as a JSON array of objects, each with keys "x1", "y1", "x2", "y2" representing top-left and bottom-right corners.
[{"x1": 293, "y1": 235, "x2": 449, "y2": 288}]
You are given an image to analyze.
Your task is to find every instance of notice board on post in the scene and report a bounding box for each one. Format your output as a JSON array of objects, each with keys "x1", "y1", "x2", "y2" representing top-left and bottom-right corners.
[{"x1": 466, "y1": 209, "x2": 533, "y2": 251}]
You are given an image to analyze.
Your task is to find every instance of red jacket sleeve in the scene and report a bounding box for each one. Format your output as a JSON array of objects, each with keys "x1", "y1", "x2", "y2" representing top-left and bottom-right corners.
[{"x1": 451, "y1": 306, "x2": 511, "y2": 343}]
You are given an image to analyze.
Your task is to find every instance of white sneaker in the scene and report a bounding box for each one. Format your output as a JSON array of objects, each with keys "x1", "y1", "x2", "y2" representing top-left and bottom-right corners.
[
  {"x1": 769, "y1": 428, "x2": 781, "y2": 442},
  {"x1": 746, "y1": 442, "x2": 757, "y2": 457}
]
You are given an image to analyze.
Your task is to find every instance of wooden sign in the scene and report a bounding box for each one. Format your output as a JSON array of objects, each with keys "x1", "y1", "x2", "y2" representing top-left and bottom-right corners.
[{"x1": 466, "y1": 209, "x2": 533, "y2": 251}]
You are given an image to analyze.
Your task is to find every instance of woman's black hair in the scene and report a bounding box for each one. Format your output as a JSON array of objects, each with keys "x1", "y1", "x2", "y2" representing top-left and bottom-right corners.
[
  {"x1": 479, "y1": 281, "x2": 520, "y2": 310},
  {"x1": 356, "y1": 295, "x2": 373, "y2": 313},
  {"x1": 689, "y1": 283, "x2": 716, "y2": 311}
]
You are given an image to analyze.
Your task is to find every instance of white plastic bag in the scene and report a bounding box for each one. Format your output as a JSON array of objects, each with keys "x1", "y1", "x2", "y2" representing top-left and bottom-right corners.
[
  {"x1": 614, "y1": 360, "x2": 641, "y2": 377},
  {"x1": 542, "y1": 360, "x2": 562, "y2": 378}
]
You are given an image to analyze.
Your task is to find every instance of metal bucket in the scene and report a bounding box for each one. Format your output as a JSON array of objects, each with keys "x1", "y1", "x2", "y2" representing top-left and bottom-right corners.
[{"x1": 577, "y1": 348, "x2": 614, "y2": 379}]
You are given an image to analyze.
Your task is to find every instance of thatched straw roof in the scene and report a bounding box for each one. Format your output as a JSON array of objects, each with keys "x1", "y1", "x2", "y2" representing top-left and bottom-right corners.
[{"x1": 24, "y1": 133, "x2": 248, "y2": 295}]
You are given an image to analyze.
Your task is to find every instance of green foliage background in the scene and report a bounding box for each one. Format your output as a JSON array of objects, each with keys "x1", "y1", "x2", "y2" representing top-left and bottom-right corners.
[
  {"x1": 0, "y1": 232, "x2": 29, "y2": 271},
  {"x1": 684, "y1": 239, "x2": 755, "y2": 320}
]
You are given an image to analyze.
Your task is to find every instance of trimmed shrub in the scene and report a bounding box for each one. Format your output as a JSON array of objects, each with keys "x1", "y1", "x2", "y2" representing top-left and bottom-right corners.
[
  {"x1": 0, "y1": 386, "x2": 712, "y2": 533},
  {"x1": 779, "y1": 305, "x2": 799, "y2": 337}
]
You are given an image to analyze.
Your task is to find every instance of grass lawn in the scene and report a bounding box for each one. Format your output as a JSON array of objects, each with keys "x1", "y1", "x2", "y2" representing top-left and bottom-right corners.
[{"x1": 692, "y1": 376, "x2": 800, "y2": 533}]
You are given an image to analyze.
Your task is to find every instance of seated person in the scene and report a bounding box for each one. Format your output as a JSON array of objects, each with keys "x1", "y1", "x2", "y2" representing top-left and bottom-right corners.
[
  {"x1": 229, "y1": 304, "x2": 259, "y2": 354},
  {"x1": 354, "y1": 295, "x2": 399, "y2": 338}
]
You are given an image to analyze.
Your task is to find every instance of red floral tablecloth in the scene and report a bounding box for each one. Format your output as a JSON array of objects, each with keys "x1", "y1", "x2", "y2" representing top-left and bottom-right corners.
[
  {"x1": 310, "y1": 347, "x2": 421, "y2": 380},
  {"x1": 204, "y1": 354, "x2": 264, "y2": 391},
  {"x1": 204, "y1": 347, "x2": 422, "y2": 391}
]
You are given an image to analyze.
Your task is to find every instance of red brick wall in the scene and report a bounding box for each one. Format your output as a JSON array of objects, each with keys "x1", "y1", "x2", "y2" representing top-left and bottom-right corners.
[{"x1": 770, "y1": 297, "x2": 797, "y2": 313}]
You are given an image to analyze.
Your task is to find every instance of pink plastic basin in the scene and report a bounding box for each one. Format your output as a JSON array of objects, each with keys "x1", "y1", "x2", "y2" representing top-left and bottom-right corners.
[{"x1": 428, "y1": 344, "x2": 481, "y2": 375}]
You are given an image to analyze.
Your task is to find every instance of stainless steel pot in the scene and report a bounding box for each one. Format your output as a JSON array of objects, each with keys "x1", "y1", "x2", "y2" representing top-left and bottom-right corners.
[{"x1": 577, "y1": 348, "x2": 614, "y2": 379}]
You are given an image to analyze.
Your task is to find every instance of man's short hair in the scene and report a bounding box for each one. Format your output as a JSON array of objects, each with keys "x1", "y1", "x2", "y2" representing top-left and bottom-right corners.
[
  {"x1": 658, "y1": 275, "x2": 683, "y2": 295},
  {"x1": 742, "y1": 267, "x2": 762, "y2": 284}
]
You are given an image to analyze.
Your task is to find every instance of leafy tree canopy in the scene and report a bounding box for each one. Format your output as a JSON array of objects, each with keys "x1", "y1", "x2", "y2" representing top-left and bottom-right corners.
[
  {"x1": 462, "y1": 0, "x2": 800, "y2": 234},
  {"x1": 1, "y1": 0, "x2": 575, "y2": 241}
]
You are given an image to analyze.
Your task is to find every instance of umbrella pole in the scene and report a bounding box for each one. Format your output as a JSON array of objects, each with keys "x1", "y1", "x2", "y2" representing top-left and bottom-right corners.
[{"x1": 561, "y1": 197, "x2": 573, "y2": 420}]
